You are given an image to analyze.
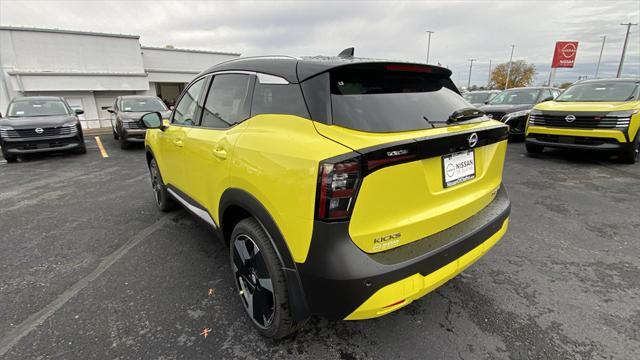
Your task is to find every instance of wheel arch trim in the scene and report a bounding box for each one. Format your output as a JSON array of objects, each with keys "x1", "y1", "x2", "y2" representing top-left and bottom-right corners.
[{"x1": 219, "y1": 188, "x2": 310, "y2": 321}]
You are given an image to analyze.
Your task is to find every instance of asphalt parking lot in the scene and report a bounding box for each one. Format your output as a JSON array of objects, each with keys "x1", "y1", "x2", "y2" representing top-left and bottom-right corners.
[{"x1": 0, "y1": 136, "x2": 639, "y2": 360}]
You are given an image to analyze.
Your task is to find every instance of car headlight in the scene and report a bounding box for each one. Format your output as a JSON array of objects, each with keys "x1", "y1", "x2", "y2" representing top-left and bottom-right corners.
[
  {"x1": 62, "y1": 121, "x2": 78, "y2": 127},
  {"x1": 0, "y1": 125, "x2": 14, "y2": 130},
  {"x1": 606, "y1": 110, "x2": 639, "y2": 118},
  {"x1": 502, "y1": 109, "x2": 531, "y2": 121}
]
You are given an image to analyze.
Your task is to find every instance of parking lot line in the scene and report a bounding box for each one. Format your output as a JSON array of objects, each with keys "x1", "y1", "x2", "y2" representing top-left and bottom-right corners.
[
  {"x1": 0, "y1": 214, "x2": 175, "y2": 357},
  {"x1": 94, "y1": 136, "x2": 109, "y2": 158}
]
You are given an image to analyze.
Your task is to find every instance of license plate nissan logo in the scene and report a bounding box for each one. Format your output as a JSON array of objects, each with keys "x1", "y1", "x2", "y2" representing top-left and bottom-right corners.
[
  {"x1": 35, "y1": 128, "x2": 44, "y2": 134},
  {"x1": 565, "y1": 115, "x2": 576, "y2": 123}
]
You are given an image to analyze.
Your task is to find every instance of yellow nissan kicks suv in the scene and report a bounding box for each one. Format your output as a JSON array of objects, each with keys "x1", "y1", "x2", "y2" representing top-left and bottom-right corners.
[
  {"x1": 140, "y1": 54, "x2": 511, "y2": 338},
  {"x1": 526, "y1": 78, "x2": 640, "y2": 164}
]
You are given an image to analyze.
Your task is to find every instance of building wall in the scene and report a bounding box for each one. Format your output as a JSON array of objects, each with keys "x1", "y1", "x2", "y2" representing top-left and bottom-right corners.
[{"x1": 0, "y1": 26, "x2": 241, "y2": 127}]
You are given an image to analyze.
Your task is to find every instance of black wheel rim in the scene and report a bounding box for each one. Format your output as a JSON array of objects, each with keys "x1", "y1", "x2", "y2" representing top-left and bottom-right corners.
[
  {"x1": 231, "y1": 234, "x2": 275, "y2": 329},
  {"x1": 149, "y1": 162, "x2": 162, "y2": 205}
]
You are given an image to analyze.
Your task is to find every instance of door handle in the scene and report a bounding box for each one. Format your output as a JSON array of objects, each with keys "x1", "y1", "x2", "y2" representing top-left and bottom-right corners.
[
  {"x1": 173, "y1": 139, "x2": 183, "y2": 147},
  {"x1": 213, "y1": 147, "x2": 227, "y2": 160}
]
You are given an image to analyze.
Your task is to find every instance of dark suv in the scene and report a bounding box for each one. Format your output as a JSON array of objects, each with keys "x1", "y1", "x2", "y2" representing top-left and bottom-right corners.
[
  {"x1": 0, "y1": 96, "x2": 86, "y2": 163},
  {"x1": 480, "y1": 87, "x2": 561, "y2": 136},
  {"x1": 108, "y1": 96, "x2": 171, "y2": 149}
]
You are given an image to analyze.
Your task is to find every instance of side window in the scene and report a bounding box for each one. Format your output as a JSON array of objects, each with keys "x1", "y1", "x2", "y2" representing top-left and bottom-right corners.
[
  {"x1": 251, "y1": 83, "x2": 310, "y2": 118},
  {"x1": 201, "y1": 74, "x2": 252, "y2": 128},
  {"x1": 551, "y1": 89, "x2": 561, "y2": 99},
  {"x1": 173, "y1": 77, "x2": 206, "y2": 125},
  {"x1": 540, "y1": 89, "x2": 553, "y2": 102}
]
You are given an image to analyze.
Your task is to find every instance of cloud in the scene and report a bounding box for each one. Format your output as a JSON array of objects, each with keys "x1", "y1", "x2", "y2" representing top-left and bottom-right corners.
[{"x1": 1, "y1": 0, "x2": 638, "y2": 86}]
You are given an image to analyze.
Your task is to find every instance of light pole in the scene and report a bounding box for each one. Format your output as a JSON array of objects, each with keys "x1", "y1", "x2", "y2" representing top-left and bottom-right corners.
[
  {"x1": 595, "y1": 35, "x2": 606, "y2": 78},
  {"x1": 617, "y1": 22, "x2": 637, "y2": 78},
  {"x1": 467, "y1": 59, "x2": 476, "y2": 89},
  {"x1": 505, "y1": 44, "x2": 516, "y2": 89},
  {"x1": 487, "y1": 59, "x2": 492, "y2": 88},
  {"x1": 426, "y1": 31, "x2": 434, "y2": 64}
]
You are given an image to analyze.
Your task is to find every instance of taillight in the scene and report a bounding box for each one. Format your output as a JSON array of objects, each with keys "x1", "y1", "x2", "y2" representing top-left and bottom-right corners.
[{"x1": 316, "y1": 157, "x2": 362, "y2": 221}]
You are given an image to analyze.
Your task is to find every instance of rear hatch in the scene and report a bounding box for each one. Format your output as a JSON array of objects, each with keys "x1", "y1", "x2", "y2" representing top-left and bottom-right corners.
[{"x1": 301, "y1": 62, "x2": 508, "y2": 253}]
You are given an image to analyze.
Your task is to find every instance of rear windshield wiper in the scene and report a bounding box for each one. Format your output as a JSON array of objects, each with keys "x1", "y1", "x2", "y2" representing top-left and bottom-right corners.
[{"x1": 447, "y1": 108, "x2": 485, "y2": 123}]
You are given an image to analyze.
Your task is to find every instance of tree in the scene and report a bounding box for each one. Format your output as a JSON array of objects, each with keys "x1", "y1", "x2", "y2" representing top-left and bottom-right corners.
[
  {"x1": 489, "y1": 60, "x2": 536, "y2": 89},
  {"x1": 558, "y1": 82, "x2": 573, "y2": 89}
]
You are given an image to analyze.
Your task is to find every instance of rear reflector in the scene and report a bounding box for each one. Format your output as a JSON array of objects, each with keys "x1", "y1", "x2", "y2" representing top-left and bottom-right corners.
[{"x1": 383, "y1": 299, "x2": 406, "y2": 308}]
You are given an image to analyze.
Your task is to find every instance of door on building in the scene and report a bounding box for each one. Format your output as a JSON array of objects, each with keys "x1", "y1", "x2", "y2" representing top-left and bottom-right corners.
[{"x1": 156, "y1": 83, "x2": 185, "y2": 108}]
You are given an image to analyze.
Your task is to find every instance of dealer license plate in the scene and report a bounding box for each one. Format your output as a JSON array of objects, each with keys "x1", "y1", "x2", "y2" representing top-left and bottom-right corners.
[{"x1": 442, "y1": 150, "x2": 476, "y2": 188}]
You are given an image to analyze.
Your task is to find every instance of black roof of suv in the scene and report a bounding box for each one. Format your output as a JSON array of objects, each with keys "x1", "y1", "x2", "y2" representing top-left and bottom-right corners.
[{"x1": 201, "y1": 55, "x2": 453, "y2": 83}]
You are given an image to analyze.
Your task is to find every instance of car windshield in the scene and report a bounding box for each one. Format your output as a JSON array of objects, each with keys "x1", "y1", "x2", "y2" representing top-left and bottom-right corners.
[
  {"x1": 7, "y1": 100, "x2": 69, "y2": 117},
  {"x1": 555, "y1": 82, "x2": 639, "y2": 102},
  {"x1": 121, "y1": 98, "x2": 167, "y2": 112},
  {"x1": 328, "y1": 66, "x2": 483, "y2": 132},
  {"x1": 463, "y1": 92, "x2": 494, "y2": 103},
  {"x1": 488, "y1": 89, "x2": 540, "y2": 105}
]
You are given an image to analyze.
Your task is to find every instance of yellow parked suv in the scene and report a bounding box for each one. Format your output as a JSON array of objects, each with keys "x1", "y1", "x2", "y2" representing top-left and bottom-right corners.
[
  {"x1": 526, "y1": 78, "x2": 640, "y2": 163},
  {"x1": 139, "y1": 54, "x2": 511, "y2": 338}
]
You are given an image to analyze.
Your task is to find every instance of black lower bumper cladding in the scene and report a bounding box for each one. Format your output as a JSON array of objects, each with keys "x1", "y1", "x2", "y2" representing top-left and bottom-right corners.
[
  {"x1": 526, "y1": 134, "x2": 632, "y2": 151},
  {"x1": 2, "y1": 136, "x2": 83, "y2": 154},
  {"x1": 297, "y1": 185, "x2": 511, "y2": 319}
]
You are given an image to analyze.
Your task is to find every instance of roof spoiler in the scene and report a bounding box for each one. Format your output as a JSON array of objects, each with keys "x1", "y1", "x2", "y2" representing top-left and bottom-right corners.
[{"x1": 338, "y1": 47, "x2": 354, "y2": 58}]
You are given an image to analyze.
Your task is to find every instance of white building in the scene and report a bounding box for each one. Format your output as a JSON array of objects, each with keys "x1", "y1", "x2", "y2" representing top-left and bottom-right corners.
[{"x1": 0, "y1": 26, "x2": 240, "y2": 128}]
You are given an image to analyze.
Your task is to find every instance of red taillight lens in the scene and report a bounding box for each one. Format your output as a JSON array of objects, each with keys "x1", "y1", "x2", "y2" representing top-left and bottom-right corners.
[{"x1": 316, "y1": 158, "x2": 361, "y2": 221}]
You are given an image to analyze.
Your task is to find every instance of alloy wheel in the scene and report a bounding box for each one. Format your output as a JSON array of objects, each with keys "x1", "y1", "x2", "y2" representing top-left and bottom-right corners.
[{"x1": 231, "y1": 234, "x2": 275, "y2": 329}]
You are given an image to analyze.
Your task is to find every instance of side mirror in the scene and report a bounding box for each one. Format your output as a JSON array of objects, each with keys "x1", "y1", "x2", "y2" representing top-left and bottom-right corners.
[
  {"x1": 74, "y1": 109, "x2": 84, "y2": 115},
  {"x1": 141, "y1": 112, "x2": 163, "y2": 129},
  {"x1": 541, "y1": 96, "x2": 554, "y2": 102},
  {"x1": 169, "y1": 105, "x2": 175, "y2": 111},
  {"x1": 107, "y1": 108, "x2": 115, "y2": 114}
]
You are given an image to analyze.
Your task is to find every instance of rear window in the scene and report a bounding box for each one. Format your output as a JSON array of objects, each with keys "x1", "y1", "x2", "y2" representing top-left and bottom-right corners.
[
  {"x1": 302, "y1": 64, "x2": 478, "y2": 133},
  {"x1": 8, "y1": 100, "x2": 69, "y2": 117}
]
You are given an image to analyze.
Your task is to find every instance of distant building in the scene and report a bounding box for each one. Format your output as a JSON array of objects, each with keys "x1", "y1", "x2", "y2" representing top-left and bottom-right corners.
[{"x1": 0, "y1": 26, "x2": 240, "y2": 128}]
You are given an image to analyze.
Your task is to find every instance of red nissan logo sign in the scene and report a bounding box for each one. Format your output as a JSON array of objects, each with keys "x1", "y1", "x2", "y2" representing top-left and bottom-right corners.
[
  {"x1": 561, "y1": 43, "x2": 577, "y2": 58},
  {"x1": 551, "y1": 41, "x2": 579, "y2": 68}
]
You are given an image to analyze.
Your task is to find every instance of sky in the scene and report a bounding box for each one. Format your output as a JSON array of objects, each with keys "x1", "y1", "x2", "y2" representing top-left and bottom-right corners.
[{"x1": 1, "y1": 0, "x2": 639, "y2": 87}]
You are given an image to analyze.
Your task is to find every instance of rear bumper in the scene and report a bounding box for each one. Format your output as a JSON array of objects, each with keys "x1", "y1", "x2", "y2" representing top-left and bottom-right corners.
[
  {"x1": 296, "y1": 184, "x2": 510, "y2": 320},
  {"x1": 1, "y1": 134, "x2": 83, "y2": 154}
]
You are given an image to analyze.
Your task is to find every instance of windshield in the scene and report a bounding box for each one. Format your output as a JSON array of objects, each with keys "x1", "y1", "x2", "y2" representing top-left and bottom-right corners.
[
  {"x1": 488, "y1": 89, "x2": 540, "y2": 105},
  {"x1": 556, "y1": 82, "x2": 639, "y2": 102},
  {"x1": 329, "y1": 66, "x2": 481, "y2": 132},
  {"x1": 8, "y1": 100, "x2": 69, "y2": 117},
  {"x1": 463, "y1": 92, "x2": 495, "y2": 103},
  {"x1": 121, "y1": 98, "x2": 167, "y2": 112}
]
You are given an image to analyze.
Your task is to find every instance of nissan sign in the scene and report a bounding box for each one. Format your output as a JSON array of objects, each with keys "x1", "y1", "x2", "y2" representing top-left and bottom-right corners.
[{"x1": 551, "y1": 41, "x2": 579, "y2": 68}]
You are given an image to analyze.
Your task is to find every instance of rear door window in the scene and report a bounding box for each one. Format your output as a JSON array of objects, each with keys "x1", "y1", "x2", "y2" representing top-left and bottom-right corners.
[
  {"x1": 327, "y1": 65, "x2": 472, "y2": 132},
  {"x1": 201, "y1": 74, "x2": 253, "y2": 128}
]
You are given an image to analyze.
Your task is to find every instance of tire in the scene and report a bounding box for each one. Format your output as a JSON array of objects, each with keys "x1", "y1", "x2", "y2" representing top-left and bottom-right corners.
[
  {"x1": 620, "y1": 135, "x2": 639, "y2": 164},
  {"x1": 119, "y1": 135, "x2": 130, "y2": 150},
  {"x1": 526, "y1": 142, "x2": 544, "y2": 154},
  {"x1": 230, "y1": 218, "x2": 299, "y2": 339},
  {"x1": 148, "y1": 158, "x2": 177, "y2": 212},
  {"x1": 75, "y1": 142, "x2": 87, "y2": 154},
  {"x1": 2, "y1": 150, "x2": 17, "y2": 163}
]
